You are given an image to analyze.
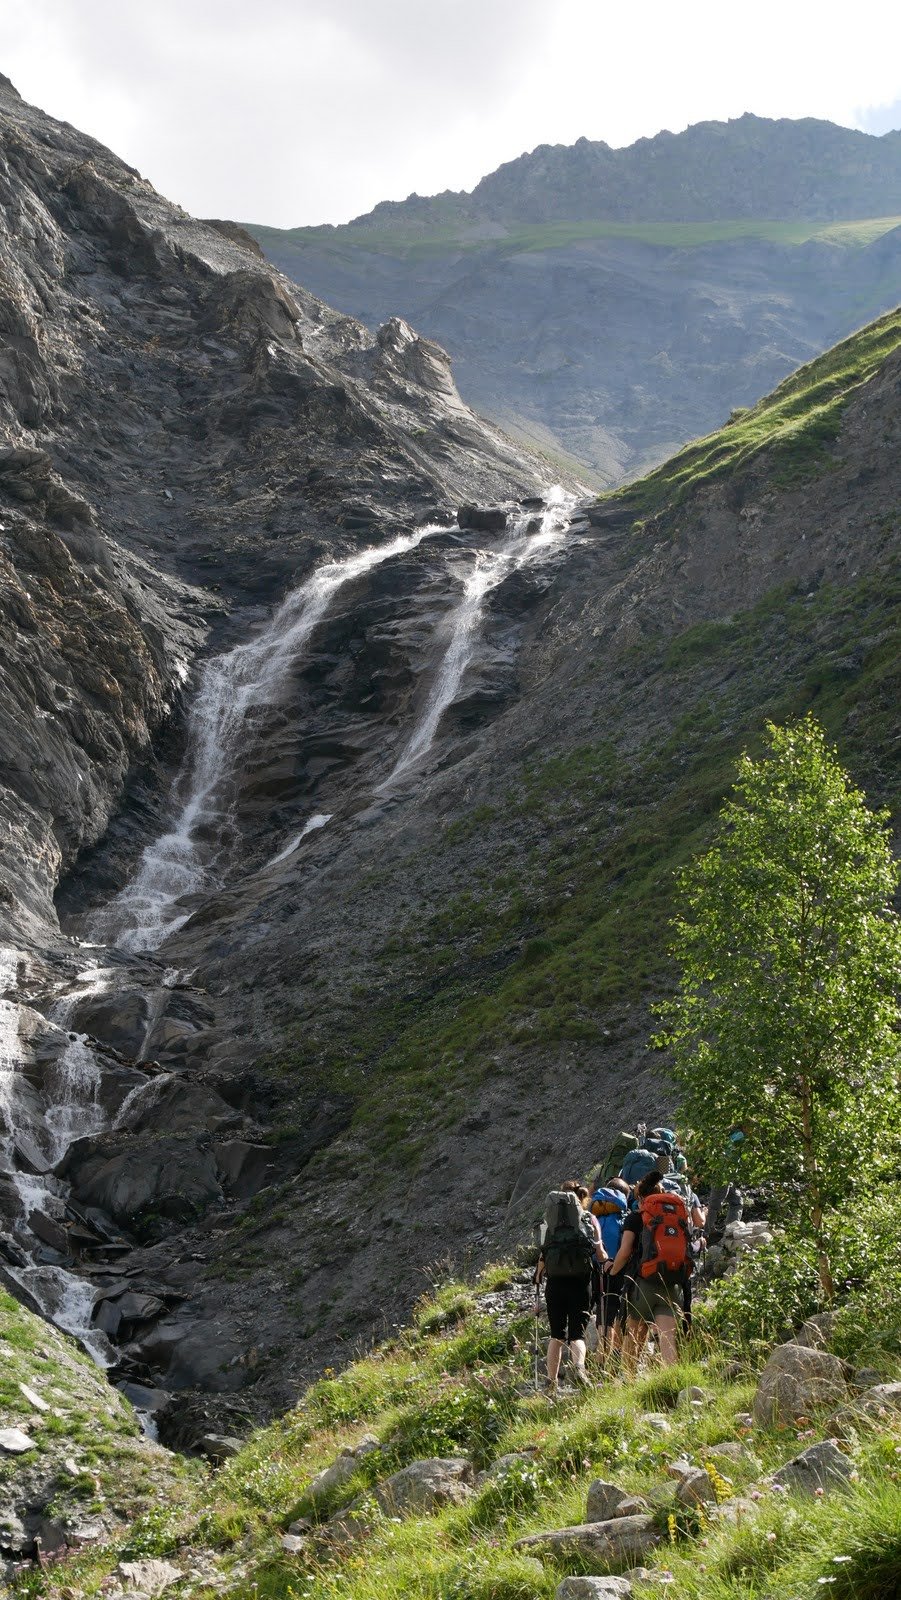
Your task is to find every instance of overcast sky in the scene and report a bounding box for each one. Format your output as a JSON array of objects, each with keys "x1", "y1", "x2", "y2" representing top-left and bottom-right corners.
[{"x1": 4, "y1": 0, "x2": 901, "y2": 228}]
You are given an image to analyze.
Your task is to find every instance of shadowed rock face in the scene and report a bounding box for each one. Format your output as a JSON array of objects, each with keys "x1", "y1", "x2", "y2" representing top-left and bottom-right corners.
[{"x1": 0, "y1": 77, "x2": 557, "y2": 942}]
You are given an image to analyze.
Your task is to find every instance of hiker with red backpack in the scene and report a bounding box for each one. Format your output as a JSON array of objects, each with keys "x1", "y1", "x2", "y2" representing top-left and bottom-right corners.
[
  {"x1": 606, "y1": 1168, "x2": 692, "y2": 1370},
  {"x1": 535, "y1": 1180, "x2": 608, "y2": 1395}
]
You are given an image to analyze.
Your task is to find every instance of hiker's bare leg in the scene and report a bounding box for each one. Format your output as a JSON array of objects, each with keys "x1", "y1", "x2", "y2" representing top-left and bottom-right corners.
[
  {"x1": 547, "y1": 1337, "x2": 565, "y2": 1383},
  {"x1": 655, "y1": 1312, "x2": 679, "y2": 1366},
  {"x1": 570, "y1": 1337, "x2": 587, "y2": 1376},
  {"x1": 621, "y1": 1316, "x2": 648, "y2": 1376}
]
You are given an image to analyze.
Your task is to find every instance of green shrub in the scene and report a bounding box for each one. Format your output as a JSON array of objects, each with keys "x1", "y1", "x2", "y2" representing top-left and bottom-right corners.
[{"x1": 386, "y1": 1373, "x2": 520, "y2": 1470}]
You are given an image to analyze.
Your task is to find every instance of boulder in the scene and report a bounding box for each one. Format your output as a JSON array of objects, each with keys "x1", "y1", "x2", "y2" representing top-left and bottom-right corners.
[
  {"x1": 827, "y1": 1381, "x2": 901, "y2": 1437},
  {"x1": 514, "y1": 1514, "x2": 659, "y2": 1568},
  {"x1": 753, "y1": 1341, "x2": 849, "y2": 1425},
  {"x1": 305, "y1": 1451, "x2": 362, "y2": 1505},
  {"x1": 323, "y1": 1501, "x2": 375, "y2": 1549},
  {"x1": 704, "y1": 1441, "x2": 746, "y2": 1462},
  {"x1": 61, "y1": 1132, "x2": 222, "y2": 1227},
  {"x1": 677, "y1": 1386, "x2": 708, "y2": 1407},
  {"x1": 586, "y1": 1481, "x2": 648, "y2": 1521},
  {"x1": 116, "y1": 1558, "x2": 181, "y2": 1593},
  {"x1": 0, "y1": 1428, "x2": 36, "y2": 1454},
  {"x1": 639, "y1": 1413, "x2": 671, "y2": 1433},
  {"x1": 771, "y1": 1440, "x2": 853, "y2": 1496},
  {"x1": 675, "y1": 1467, "x2": 717, "y2": 1508},
  {"x1": 375, "y1": 1457, "x2": 473, "y2": 1515},
  {"x1": 555, "y1": 1579, "x2": 634, "y2": 1600},
  {"x1": 475, "y1": 1451, "x2": 535, "y2": 1487},
  {"x1": 214, "y1": 1140, "x2": 276, "y2": 1199},
  {"x1": 199, "y1": 1434, "x2": 242, "y2": 1462},
  {"x1": 795, "y1": 1311, "x2": 838, "y2": 1349},
  {"x1": 457, "y1": 503, "x2": 508, "y2": 534}
]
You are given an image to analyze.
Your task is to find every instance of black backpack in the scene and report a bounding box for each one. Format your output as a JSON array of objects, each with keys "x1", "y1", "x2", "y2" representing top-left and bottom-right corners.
[{"x1": 542, "y1": 1190, "x2": 596, "y2": 1279}]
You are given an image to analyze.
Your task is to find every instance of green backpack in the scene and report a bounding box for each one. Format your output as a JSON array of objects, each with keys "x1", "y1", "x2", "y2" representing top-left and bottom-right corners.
[
  {"x1": 600, "y1": 1131, "x2": 639, "y2": 1183},
  {"x1": 542, "y1": 1191, "x2": 596, "y2": 1279}
]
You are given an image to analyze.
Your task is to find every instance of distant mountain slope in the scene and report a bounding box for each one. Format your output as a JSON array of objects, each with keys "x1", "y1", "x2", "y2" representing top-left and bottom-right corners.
[
  {"x1": 347, "y1": 113, "x2": 901, "y2": 231},
  {"x1": 249, "y1": 116, "x2": 901, "y2": 484}
]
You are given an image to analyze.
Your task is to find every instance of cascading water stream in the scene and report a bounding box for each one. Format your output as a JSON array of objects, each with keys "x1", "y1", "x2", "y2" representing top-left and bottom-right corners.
[
  {"x1": 0, "y1": 951, "x2": 115, "y2": 1365},
  {"x1": 379, "y1": 489, "x2": 573, "y2": 788},
  {"x1": 1, "y1": 490, "x2": 576, "y2": 1376},
  {"x1": 93, "y1": 523, "x2": 448, "y2": 953}
]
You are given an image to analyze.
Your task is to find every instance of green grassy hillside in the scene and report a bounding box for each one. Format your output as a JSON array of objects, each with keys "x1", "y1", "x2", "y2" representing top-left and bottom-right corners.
[
  {"x1": 251, "y1": 215, "x2": 901, "y2": 261},
  {"x1": 14, "y1": 1245, "x2": 901, "y2": 1599}
]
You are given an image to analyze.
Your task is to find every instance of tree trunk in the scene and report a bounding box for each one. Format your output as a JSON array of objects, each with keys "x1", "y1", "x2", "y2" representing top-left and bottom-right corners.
[{"x1": 799, "y1": 1073, "x2": 835, "y2": 1298}]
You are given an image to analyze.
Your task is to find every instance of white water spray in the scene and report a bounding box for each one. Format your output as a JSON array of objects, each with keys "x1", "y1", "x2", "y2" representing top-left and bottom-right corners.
[
  {"x1": 94, "y1": 525, "x2": 445, "y2": 952},
  {"x1": 380, "y1": 489, "x2": 572, "y2": 787},
  {"x1": 0, "y1": 951, "x2": 114, "y2": 1365}
]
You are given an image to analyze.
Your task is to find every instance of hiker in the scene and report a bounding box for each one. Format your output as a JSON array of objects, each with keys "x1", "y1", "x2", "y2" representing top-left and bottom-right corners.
[
  {"x1": 590, "y1": 1176, "x2": 630, "y2": 1356},
  {"x1": 607, "y1": 1168, "x2": 691, "y2": 1371},
  {"x1": 535, "y1": 1180, "x2": 607, "y2": 1393}
]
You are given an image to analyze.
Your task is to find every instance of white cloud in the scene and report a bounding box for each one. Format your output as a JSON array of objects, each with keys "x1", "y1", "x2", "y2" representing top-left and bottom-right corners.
[{"x1": 2, "y1": 0, "x2": 900, "y2": 225}]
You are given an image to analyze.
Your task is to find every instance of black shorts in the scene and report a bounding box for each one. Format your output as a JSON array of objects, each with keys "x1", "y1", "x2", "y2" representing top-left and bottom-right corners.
[{"x1": 544, "y1": 1274, "x2": 591, "y2": 1341}]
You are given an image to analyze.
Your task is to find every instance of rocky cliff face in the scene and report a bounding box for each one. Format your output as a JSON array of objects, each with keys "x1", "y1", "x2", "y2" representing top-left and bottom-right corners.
[{"x1": 1, "y1": 79, "x2": 899, "y2": 1449}]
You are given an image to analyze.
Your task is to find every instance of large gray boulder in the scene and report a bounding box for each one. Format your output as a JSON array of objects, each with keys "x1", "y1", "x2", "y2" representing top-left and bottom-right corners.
[
  {"x1": 61, "y1": 1132, "x2": 222, "y2": 1227},
  {"x1": 515, "y1": 1514, "x2": 659, "y2": 1568},
  {"x1": 555, "y1": 1579, "x2": 634, "y2": 1600},
  {"x1": 753, "y1": 1341, "x2": 849, "y2": 1425},
  {"x1": 794, "y1": 1311, "x2": 838, "y2": 1350},
  {"x1": 771, "y1": 1441, "x2": 853, "y2": 1496},
  {"x1": 375, "y1": 1457, "x2": 473, "y2": 1515},
  {"x1": 586, "y1": 1481, "x2": 645, "y2": 1522}
]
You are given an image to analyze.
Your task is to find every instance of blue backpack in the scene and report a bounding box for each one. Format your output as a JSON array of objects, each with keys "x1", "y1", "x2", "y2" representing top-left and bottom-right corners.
[
  {"x1": 590, "y1": 1186, "x2": 628, "y2": 1257},
  {"x1": 619, "y1": 1147, "x2": 659, "y2": 1185}
]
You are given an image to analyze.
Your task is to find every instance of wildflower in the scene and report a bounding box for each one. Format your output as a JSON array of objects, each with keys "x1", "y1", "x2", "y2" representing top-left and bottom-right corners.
[
  {"x1": 766, "y1": 1530, "x2": 778, "y2": 1542},
  {"x1": 750, "y1": 1490, "x2": 762, "y2": 1501},
  {"x1": 771, "y1": 1482, "x2": 788, "y2": 1494},
  {"x1": 832, "y1": 1556, "x2": 853, "y2": 1564},
  {"x1": 814, "y1": 1487, "x2": 825, "y2": 1497}
]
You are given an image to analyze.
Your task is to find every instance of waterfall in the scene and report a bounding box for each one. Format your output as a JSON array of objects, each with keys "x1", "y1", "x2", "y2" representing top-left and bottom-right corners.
[
  {"x1": 93, "y1": 523, "x2": 446, "y2": 953},
  {"x1": 0, "y1": 951, "x2": 115, "y2": 1366},
  {"x1": 379, "y1": 489, "x2": 572, "y2": 787}
]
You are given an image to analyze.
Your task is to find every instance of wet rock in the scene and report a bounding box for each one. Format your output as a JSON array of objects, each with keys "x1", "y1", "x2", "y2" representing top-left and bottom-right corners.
[
  {"x1": 117, "y1": 1381, "x2": 171, "y2": 1412},
  {"x1": 457, "y1": 503, "x2": 508, "y2": 533},
  {"x1": 26, "y1": 1209, "x2": 71, "y2": 1255},
  {"x1": 61, "y1": 1132, "x2": 222, "y2": 1227},
  {"x1": 0, "y1": 1427, "x2": 36, "y2": 1453},
  {"x1": 515, "y1": 1514, "x2": 659, "y2": 1567},
  {"x1": 771, "y1": 1440, "x2": 853, "y2": 1496},
  {"x1": 375, "y1": 1457, "x2": 473, "y2": 1515},
  {"x1": 753, "y1": 1341, "x2": 849, "y2": 1425}
]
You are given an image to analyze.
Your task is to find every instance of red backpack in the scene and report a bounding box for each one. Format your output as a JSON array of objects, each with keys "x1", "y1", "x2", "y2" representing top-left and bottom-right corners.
[{"x1": 638, "y1": 1192, "x2": 690, "y2": 1279}]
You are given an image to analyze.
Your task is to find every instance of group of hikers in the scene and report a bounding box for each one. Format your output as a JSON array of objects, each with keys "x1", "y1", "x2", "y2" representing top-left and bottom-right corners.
[{"x1": 533, "y1": 1123, "x2": 744, "y2": 1393}]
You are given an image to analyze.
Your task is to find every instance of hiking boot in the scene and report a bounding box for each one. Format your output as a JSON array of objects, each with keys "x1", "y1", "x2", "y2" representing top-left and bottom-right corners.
[
  {"x1": 543, "y1": 1377, "x2": 559, "y2": 1399},
  {"x1": 572, "y1": 1365, "x2": 592, "y2": 1388}
]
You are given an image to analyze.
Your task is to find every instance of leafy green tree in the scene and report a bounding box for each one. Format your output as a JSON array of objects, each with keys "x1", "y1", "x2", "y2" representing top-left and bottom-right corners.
[{"x1": 656, "y1": 715, "x2": 900, "y2": 1295}]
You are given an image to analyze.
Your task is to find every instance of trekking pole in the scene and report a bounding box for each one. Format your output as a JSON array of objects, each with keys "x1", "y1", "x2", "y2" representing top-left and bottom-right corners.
[{"x1": 532, "y1": 1280, "x2": 542, "y2": 1393}]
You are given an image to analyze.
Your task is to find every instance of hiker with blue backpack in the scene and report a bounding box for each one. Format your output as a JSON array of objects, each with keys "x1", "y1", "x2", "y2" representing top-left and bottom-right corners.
[
  {"x1": 535, "y1": 1181, "x2": 608, "y2": 1394},
  {"x1": 589, "y1": 1176, "x2": 630, "y2": 1358}
]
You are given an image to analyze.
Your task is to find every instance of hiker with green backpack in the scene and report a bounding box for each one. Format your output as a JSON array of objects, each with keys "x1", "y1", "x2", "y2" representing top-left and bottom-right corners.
[{"x1": 535, "y1": 1180, "x2": 608, "y2": 1395}]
